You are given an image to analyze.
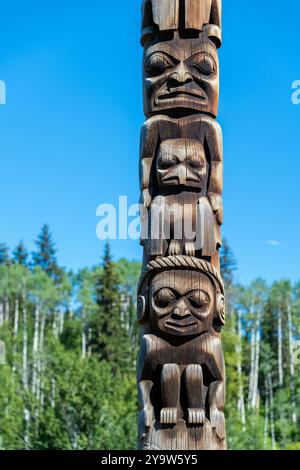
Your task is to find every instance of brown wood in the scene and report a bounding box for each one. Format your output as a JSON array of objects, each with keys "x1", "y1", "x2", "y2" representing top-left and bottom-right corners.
[
  {"x1": 141, "y1": 0, "x2": 222, "y2": 47},
  {"x1": 140, "y1": 114, "x2": 222, "y2": 269},
  {"x1": 137, "y1": 0, "x2": 226, "y2": 450},
  {"x1": 143, "y1": 34, "x2": 219, "y2": 118}
]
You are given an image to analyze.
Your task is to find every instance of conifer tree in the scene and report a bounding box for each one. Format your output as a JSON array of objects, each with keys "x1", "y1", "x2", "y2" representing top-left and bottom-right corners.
[
  {"x1": 13, "y1": 241, "x2": 29, "y2": 266},
  {"x1": 93, "y1": 242, "x2": 132, "y2": 368},
  {"x1": 220, "y1": 238, "x2": 237, "y2": 288},
  {"x1": 32, "y1": 225, "x2": 63, "y2": 282},
  {"x1": 0, "y1": 243, "x2": 9, "y2": 266}
]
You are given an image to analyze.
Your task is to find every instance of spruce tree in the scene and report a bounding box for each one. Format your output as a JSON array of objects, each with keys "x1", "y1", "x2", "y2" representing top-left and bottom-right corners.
[
  {"x1": 32, "y1": 225, "x2": 62, "y2": 282},
  {"x1": 13, "y1": 241, "x2": 28, "y2": 266}
]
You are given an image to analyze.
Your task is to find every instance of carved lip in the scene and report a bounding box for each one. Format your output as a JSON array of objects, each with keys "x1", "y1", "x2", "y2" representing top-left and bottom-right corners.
[
  {"x1": 165, "y1": 320, "x2": 197, "y2": 331},
  {"x1": 162, "y1": 175, "x2": 202, "y2": 185},
  {"x1": 157, "y1": 91, "x2": 206, "y2": 101}
]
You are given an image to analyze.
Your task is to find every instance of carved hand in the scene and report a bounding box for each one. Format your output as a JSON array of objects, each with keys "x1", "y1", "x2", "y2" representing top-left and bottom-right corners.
[
  {"x1": 184, "y1": 242, "x2": 196, "y2": 257},
  {"x1": 168, "y1": 240, "x2": 182, "y2": 256},
  {"x1": 188, "y1": 408, "x2": 206, "y2": 425},
  {"x1": 160, "y1": 407, "x2": 179, "y2": 425}
]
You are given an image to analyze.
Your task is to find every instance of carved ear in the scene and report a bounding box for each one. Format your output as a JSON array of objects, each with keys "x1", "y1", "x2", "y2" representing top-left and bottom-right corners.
[
  {"x1": 137, "y1": 295, "x2": 148, "y2": 324},
  {"x1": 215, "y1": 293, "x2": 226, "y2": 326}
]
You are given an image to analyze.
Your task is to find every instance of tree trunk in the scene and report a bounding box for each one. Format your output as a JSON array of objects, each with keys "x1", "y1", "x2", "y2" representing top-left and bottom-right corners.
[
  {"x1": 59, "y1": 309, "x2": 64, "y2": 335},
  {"x1": 31, "y1": 304, "x2": 40, "y2": 396},
  {"x1": 22, "y1": 284, "x2": 30, "y2": 449},
  {"x1": 51, "y1": 377, "x2": 56, "y2": 409},
  {"x1": 278, "y1": 307, "x2": 283, "y2": 387},
  {"x1": 52, "y1": 311, "x2": 58, "y2": 338},
  {"x1": 268, "y1": 374, "x2": 276, "y2": 450},
  {"x1": 248, "y1": 308, "x2": 256, "y2": 408},
  {"x1": 263, "y1": 386, "x2": 269, "y2": 450},
  {"x1": 24, "y1": 408, "x2": 31, "y2": 450},
  {"x1": 0, "y1": 301, "x2": 3, "y2": 327},
  {"x1": 37, "y1": 310, "x2": 45, "y2": 403},
  {"x1": 12, "y1": 297, "x2": 20, "y2": 370},
  {"x1": 88, "y1": 327, "x2": 92, "y2": 358},
  {"x1": 252, "y1": 310, "x2": 261, "y2": 410},
  {"x1": 13, "y1": 297, "x2": 20, "y2": 337},
  {"x1": 4, "y1": 294, "x2": 9, "y2": 323},
  {"x1": 22, "y1": 291, "x2": 28, "y2": 391},
  {"x1": 82, "y1": 312, "x2": 87, "y2": 360},
  {"x1": 287, "y1": 303, "x2": 297, "y2": 424},
  {"x1": 236, "y1": 310, "x2": 246, "y2": 430}
]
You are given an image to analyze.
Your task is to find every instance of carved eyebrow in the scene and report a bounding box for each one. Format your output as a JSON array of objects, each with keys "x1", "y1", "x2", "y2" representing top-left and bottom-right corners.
[
  {"x1": 154, "y1": 287, "x2": 177, "y2": 298},
  {"x1": 144, "y1": 45, "x2": 181, "y2": 62},
  {"x1": 189, "y1": 51, "x2": 217, "y2": 64},
  {"x1": 185, "y1": 290, "x2": 211, "y2": 303},
  {"x1": 159, "y1": 153, "x2": 180, "y2": 160}
]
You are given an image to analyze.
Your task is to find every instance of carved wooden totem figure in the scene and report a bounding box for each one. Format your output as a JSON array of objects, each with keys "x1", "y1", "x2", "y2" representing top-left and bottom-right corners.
[{"x1": 138, "y1": 0, "x2": 226, "y2": 450}]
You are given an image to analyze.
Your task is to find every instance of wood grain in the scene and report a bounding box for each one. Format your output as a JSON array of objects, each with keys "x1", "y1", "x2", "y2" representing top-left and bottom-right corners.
[
  {"x1": 141, "y1": 0, "x2": 222, "y2": 47},
  {"x1": 143, "y1": 34, "x2": 219, "y2": 118},
  {"x1": 137, "y1": 0, "x2": 226, "y2": 451}
]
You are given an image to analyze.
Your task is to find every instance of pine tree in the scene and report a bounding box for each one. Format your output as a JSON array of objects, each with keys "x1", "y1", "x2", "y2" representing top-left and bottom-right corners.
[
  {"x1": 32, "y1": 225, "x2": 62, "y2": 282},
  {"x1": 13, "y1": 241, "x2": 28, "y2": 266},
  {"x1": 0, "y1": 243, "x2": 9, "y2": 266}
]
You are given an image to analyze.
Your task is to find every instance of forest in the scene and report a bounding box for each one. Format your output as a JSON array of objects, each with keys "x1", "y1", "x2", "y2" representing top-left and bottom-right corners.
[{"x1": 0, "y1": 225, "x2": 299, "y2": 450}]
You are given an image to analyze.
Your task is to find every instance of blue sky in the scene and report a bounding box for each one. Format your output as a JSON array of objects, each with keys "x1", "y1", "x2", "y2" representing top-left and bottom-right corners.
[{"x1": 0, "y1": 0, "x2": 300, "y2": 285}]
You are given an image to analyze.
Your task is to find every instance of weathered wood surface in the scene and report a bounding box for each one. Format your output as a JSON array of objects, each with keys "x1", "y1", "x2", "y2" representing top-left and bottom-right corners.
[
  {"x1": 141, "y1": 0, "x2": 222, "y2": 47},
  {"x1": 137, "y1": 0, "x2": 226, "y2": 450},
  {"x1": 143, "y1": 34, "x2": 219, "y2": 117}
]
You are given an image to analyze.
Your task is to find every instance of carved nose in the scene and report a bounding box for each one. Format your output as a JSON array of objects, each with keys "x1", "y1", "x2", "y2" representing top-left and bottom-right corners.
[
  {"x1": 169, "y1": 62, "x2": 193, "y2": 87},
  {"x1": 172, "y1": 299, "x2": 191, "y2": 319},
  {"x1": 177, "y1": 164, "x2": 187, "y2": 185}
]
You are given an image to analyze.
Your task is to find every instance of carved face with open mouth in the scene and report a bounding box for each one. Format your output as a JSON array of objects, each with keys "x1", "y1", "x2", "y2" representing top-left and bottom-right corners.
[
  {"x1": 143, "y1": 35, "x2": 219, "y2": 117},
  {"x1": 149, "y1": 270, "x2": 215, "y2": 338}
]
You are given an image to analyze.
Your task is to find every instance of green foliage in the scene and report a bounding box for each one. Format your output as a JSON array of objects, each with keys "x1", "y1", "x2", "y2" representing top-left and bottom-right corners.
[
  {"x1": 92, "y1": 243, "x2": 134, "y2": 368},
  {"x1": 0, "y1": 253, "x2": 138, "y2": 449},
  {"x1": 0, "y1": 234, "x2": 299, "y2": 450},
  {"x1": 0, "y1": 243, "x2": 10, "y2": 266}
]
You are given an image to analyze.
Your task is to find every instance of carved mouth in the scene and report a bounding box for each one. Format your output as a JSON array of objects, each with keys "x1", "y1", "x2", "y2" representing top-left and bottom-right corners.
[
  {"x1": 162, "y1": 175, "x2": 202, "y2": 185},
  {"x1": 165, "y1": 321, "x2": 197, "y2": 331},
  {"x1": 158, "y1": 91, "x2": 206, "y2": 101}
]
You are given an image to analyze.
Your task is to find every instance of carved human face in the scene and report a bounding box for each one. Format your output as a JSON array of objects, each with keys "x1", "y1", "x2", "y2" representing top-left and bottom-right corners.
[
  {"x1": 143, "y1": 35, "x2": 219, "y2": 117},
  {"x1": 156, "y1": 139, "x2": 207, "y2": 189},
  {"x1": 149, "y1": 270, "x2": 215, "y2": 338}
]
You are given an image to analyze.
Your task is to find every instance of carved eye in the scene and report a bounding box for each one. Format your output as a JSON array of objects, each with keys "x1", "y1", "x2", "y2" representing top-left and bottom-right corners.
[
  {"x1": 193, "y1": 55, "x2": 216, "y2": 76},
  {"x1": 145, "y1": 53, "x2": 173, "y2": 77},
  {"x1": 187, "y1": 156, "x2": 202, "y2": 170},
  {"x1": 154, "y1": 288, "x2": 176, "y2": 308},
  {"x1": 188, "y1": 290, "x2": 210, "y2": 309},
  {"x1": 158, "y1": 154, "x2": 178, "y2": 169}
]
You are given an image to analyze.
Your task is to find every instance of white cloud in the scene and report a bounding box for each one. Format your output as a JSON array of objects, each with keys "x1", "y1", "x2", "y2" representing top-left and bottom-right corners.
[{"x1": 265, "y1": 240, "x2": 281, "y2": 247}]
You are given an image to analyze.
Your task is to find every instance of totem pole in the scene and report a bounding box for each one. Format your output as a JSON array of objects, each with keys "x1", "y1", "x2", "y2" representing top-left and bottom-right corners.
[{"x1": 137, "y1": 0, "x2": 226, "y2": 450}]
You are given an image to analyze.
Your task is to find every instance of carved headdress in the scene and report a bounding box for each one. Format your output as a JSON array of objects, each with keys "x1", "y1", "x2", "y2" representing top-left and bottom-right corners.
[
  {"x1": 137, "y1": 255, "x2": 225, "y2": 326},
  {"x1": 141, "y1": 0, "x2": 222, "y2": 47}
]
